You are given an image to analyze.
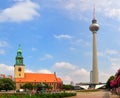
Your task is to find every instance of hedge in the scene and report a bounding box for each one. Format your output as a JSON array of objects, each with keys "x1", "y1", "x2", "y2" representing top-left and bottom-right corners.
[{"x1": 0, "y1": 92, "x2": 76, "y2": 98}]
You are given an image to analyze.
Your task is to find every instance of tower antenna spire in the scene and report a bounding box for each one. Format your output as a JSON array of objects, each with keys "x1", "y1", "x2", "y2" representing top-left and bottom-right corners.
[{"x1": 93, "y1": 4, "x2": 96, "y2": 20}]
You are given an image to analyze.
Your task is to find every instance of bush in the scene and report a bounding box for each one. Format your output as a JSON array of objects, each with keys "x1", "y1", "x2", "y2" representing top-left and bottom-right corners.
[{"x1": 0, "y1": 92, "x2": 76, "y2": 98}]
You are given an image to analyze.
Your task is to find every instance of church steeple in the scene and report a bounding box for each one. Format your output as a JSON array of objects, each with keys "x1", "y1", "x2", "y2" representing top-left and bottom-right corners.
[
  {"x1": 14, "y1": 45, "x2": 25, "y2": 78},
  {"x1": 15, "y1": 44, "x2": 24, "y2": 66}
]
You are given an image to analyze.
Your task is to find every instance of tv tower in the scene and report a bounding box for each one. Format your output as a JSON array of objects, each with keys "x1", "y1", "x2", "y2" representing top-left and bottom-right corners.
[{"x1": 89, "y1": 6, "x2": 99, "y2": 84}]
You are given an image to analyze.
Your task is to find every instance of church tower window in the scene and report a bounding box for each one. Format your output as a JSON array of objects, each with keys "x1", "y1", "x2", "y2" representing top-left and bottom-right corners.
[{"x1": 18, "y1": 67, "x2": 22, "y2": 72}]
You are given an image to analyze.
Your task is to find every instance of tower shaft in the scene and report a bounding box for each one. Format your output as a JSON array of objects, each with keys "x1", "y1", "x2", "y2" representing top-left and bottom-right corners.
[{"x1": 92, "y1": 32, "x2": 98, "y2": 84}]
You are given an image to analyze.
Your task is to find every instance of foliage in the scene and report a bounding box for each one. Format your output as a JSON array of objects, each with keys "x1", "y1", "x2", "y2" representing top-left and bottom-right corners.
[
  {"x1": 21, "y1": 82, "x2": 53, "y2": 92},
  {"x1": 21, "y1": 83, "x2": 33, "y2": 90},
  {"x1": 43, "y1": 83, "x2": 53, "y2": 89},
  {"x1": 0, "y1": 78, "x2": 15, "y2": 91},
  {"x1": 36, "y1": 83, "x2": 52, "y2": 92},
  {"x1": 63, "y1": 84, "x2": 74, "y2": 90},
  {"x1": 0, "y1": 92, "x2": 76, "y2": 98},
  {"x1": 0, "y1": 79, "x2": 4, "y2": 91},
  {"x1": 106, "y1": 75, "x2": 115, "y2": 90}
]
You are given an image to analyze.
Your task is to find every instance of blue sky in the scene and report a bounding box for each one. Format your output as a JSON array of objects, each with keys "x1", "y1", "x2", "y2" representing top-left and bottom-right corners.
[{"x1": 0, "y1": 0, "x2": 120, "y2": 84}]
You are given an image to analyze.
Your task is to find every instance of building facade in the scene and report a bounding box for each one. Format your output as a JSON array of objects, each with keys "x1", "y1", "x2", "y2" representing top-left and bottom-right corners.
[{"x1": 14, "y1": 45, "x2": 63, "y2": 90}]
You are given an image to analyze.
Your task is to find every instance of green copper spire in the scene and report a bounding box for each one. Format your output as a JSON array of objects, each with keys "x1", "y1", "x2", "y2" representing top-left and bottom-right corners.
[
  {"x1": 17, "y1": 44, "x2": 22, "y2": 53},
  {"x1": 15, "y1": 44, "x2": 24, "y2": 65}
]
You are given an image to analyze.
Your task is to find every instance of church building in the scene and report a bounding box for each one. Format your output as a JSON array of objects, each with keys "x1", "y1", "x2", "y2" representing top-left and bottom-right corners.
[{"x1": 14, "y1": 45, "x2": 63, "y2": 90}]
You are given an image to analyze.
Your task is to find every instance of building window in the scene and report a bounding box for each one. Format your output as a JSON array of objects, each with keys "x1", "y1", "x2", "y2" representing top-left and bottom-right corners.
[
  {"x1": 18, "y1": 67, "x2": 22, "y2": 72},
  {"x1": 19, "y1": 74, "x2": 21, "y2": 76}
]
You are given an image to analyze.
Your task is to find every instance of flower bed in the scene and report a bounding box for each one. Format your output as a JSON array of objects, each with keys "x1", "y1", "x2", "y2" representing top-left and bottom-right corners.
[{"x1": 110, "y1": 69, "x2": 120, "y2": 95}]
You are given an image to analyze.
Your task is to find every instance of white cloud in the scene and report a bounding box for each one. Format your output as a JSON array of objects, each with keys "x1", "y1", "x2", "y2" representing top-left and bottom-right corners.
[
  {"x1": 0, "y1": 64, "x2": 14, "y2": 76},
  {"x1": 54, "y1": 62, "x2": 90, "y2": 83},
  {"x1": 54, "y1": 62, "x2": 76, "y2": 70},
  {"x1": 0, "y1": 49, "x2": 5, "y2": 54},
  {"x1": 13, "y1": 0, "x2": 25, "y2": 1},
  {"x1": 54, "y1": 34, "x2": 72, "y2": 39},
  {"x1": 106, "y1": 49, "x2": 119, "y2": 55},
  {"x1": 99, "y1": 72, "x2": 110, "y2": 83},
  {"x1": 38, "y1": 69, "x2": 52, "y2": 74},
  {"x1": 0, "y1": 41, "x2": 8, "y2": 47},
  {"x1": 73, "y1": 39, "x2": 90, "y2": 46},
  {"x1": 25, "y1": 69, "x2": 34, "y2": 73},
  {"x1": 25, "y1": 69, "x2": 52, "y2": 74},
  {"x1": 0, "y1": 62, "x2": 118, "y2": 84},
  {"x1": 62, "y1": 75, "x2": 72, "y2": 83},
  {"x1": 31, "y1": 47, "x2": 37, "y2": 51},
  {"x1": 53, "y1": 61, "x2": 118, "y2": 83},
  {"x1": 69, "y1": 47, "x2": 76, "y2": 51},
  {"x1": 25, "y1": 68, "x2": 53, "y2": 75},
  {"x1": 110, "y1": 57, "x2": 120, "y2": 62},
  {"x1": 73, "y1": 68, "x2": 89, "y2": 76},
  {"x1": 0, "y1": 64, "x2": 53, "y2": 78},
  {"x1": 40, "y1": 54, "x2": 53, "y2": 61},
  {"x1": 98, "y1": 52, "x2": 104, "y2": 57},
  {"x1": 111, "y1": 63, "x2": 120, "y2": 72},
  {"x1": 99, "y1": 63, "x2": 120, "y2": 83},
  {"x1": 48, "y1": 0, "x2": 120, "y2": 22},
  {"x1": 0, "y1": 0, "x2": 40, "y2": 22}
]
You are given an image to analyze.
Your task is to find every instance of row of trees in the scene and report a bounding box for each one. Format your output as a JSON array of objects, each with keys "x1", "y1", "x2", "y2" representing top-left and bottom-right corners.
[
  {"x1": 21, "y1": 83, "x2": 74, "y2": 91},
  {"x1": 21, "y1": 82, "x2": 53, "y2": 92},
  {"x1": 0, "y1": 77, "x2": 74, "y2": 92},
  {"x1": 0, "y1": 78, "x2": 53, "y2": 92}
]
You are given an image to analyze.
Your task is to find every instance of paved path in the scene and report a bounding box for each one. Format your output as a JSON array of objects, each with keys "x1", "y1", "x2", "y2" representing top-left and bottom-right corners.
[{"x1": 69, "y1": 90, "x2": 119, "y2": 98}]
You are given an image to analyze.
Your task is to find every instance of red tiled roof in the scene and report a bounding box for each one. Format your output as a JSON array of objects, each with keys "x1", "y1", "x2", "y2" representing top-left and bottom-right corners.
[
  {"x1": 57, "y1": 78, "x2": 62, "y2": 83},
  {"x1": 15, "y1": 73, "x2": 62, "y2": 83}
]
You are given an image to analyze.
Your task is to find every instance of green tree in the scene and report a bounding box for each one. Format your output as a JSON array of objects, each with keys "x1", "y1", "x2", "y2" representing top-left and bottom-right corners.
[
  {"x1": 63, "y1": 84, "x2": 74, "y2": 90},
  {"x1": 21, "y1": 83, "x2": 33, "y2": 90},
  {"x1": 0, "y1": 79, "x2": 4, "y2": 91},
  {"x1": 106, "y1": 75, "x2": 115, "y2": 90},
  {"x1": 1, "y1": 78, "x2": 15, "y2": 91},
  {"x1": 44, "y1": 83, "x2": 53, "y2": 90}
]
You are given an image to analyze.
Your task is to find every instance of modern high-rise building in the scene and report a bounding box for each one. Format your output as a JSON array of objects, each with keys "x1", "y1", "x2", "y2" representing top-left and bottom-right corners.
[{"x1": 89, "y1": 7, "x2": 99, "y2": 84}]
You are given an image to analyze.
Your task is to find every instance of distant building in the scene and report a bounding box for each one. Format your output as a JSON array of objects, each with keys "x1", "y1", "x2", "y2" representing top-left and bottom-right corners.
[
  {"x1": 90, "y1": 70, "x2": 93, "y2": 83},
  {"x1": 0, "y1": 74, "x2": 12, "y2": 79},
  {"x1": 7, "y1": 75, "x2": 13, "y2": 79},
  {"x1": 70, "y1": 81, "x2": 74, "y2": 86},
  {"x1": 14, "y1": 45, "x2": 63, "y2": 90},
  {"x1": 0, "y1": 74, "x2": 5, "y2": 78}
]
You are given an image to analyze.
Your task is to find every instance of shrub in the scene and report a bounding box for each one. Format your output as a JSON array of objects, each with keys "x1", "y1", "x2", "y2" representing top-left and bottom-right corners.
[{"x1": 0, "y1": 92, "x2": 76, "y2": 98}]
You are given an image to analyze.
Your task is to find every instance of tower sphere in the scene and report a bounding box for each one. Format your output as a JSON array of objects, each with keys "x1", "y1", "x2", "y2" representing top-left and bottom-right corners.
[{"x1": 89, "y1": 19, "x2": 99, "y2": 32}]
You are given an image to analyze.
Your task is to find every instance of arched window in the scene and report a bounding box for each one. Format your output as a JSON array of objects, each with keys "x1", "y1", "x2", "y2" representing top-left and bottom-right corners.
[{"x1": 18, "y1": 67, "x2": 22, "y2": 72}]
